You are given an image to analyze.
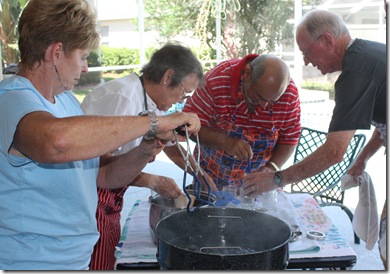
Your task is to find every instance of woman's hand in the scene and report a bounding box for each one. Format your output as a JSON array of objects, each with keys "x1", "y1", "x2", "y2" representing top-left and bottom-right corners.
[
  {"x1": 157, "y1": 112, "x2": 201, "y2": 142},
  {"x1": 138, "y1": 138, "x2": 166, "y2": 159},
  {"x1": 148, "y1": 174, "x2": 182, "y2": 198}
]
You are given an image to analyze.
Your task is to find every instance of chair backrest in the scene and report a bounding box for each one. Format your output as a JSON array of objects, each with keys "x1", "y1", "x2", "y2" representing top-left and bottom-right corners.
[{"x1": 290, "y1": 127, "x2": 366, "y2": 205}]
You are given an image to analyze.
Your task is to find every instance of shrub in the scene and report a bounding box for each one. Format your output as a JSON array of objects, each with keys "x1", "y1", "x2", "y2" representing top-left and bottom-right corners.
[
  {"x1": 77, "y1": 51, "x2": 102, "y2": 86},
  {"x1": 75, "y1": 45, "x2": 216, "y2": 88},
  {"x1": 302, "y1": 81, "x2": 335, "y2": 100},
  {"x1": 100, "y1": 46, "x2": 140, "y2": 73}
]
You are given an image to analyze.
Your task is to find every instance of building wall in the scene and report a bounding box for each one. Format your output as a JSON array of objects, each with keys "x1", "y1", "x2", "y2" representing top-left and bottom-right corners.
[
  {"x1": 95, "y1": 0, "x2": 138, "y2": 20},
  {"x1": 95, "y1": 0, "x2": 163, "y2": 49}
]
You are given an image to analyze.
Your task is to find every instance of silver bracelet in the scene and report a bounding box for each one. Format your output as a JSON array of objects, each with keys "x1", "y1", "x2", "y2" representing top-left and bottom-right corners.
[{"x1": 139, "y1": 110, "x2": 158, "y2": 140}]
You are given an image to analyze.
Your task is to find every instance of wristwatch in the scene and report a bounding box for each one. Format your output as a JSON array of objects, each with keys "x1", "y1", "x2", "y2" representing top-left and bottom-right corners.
[
  {"x1": 274, "y1": 171, "x2": 284, "y2": 188},
  {"x1": 138, "y1": 110, "x2": 158, "y2": 140}
]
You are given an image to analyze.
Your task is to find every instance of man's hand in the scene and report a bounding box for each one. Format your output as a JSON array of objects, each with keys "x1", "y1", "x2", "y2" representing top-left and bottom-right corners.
[
  {"x1": 224, "y1": 137, "x2": 253, "y2": 161},
  {"x1": 241, "y1": 171, "x2": 276, "y2": 197},
  {"x1": 194, "y1": 170, "x2": 218, "y2": 191},
  {"x1": 347, "y1": 159, "x2": 366, "y2": 180}
]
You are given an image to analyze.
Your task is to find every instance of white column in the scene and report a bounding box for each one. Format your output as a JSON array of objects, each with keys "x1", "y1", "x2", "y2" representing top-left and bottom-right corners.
[
  {"x1": 138, "y1": 0, "x2": 146, "y2": 66},
  {"x1": 215, "y1": 0, "x2": 222, "y2": 61},
  {"x1": 0, "y1": 42, "x2": 3, "y2": 81},
  {"x1": 293, "y1": 0, "x2": 303, "y2": 89}
]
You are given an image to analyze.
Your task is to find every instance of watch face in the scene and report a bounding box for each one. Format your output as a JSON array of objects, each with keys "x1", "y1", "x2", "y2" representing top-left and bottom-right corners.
[{"x1": 274, "y1": 172, "x2": 283, "y2": 187}]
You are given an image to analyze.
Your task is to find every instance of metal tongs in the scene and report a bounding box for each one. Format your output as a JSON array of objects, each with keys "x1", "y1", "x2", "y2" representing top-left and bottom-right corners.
[{"x1": 174, "y1": 124, "x2": 214, "y2": 212}]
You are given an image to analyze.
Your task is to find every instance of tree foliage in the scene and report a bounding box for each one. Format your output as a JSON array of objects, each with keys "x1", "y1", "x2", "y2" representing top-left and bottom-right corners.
[
  {"x1": 144, "y1": 0, "x2": 324, "y2": 60},
  {"x1": 231, "y1": 0, "x2": 295, "y2": 56},
  {"x1": 0, "y1": 0, "x2": 28, "y2": 67},
  {"x1": 143, "y1": 0, "x2": 198, "y2": 39},
  {"x1": 144, "y1": 0, "x2": 296, "y2": 59}
]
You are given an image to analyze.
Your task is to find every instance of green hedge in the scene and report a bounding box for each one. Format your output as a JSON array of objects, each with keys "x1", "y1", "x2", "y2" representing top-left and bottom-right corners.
[
  {"x1": 301, "y1": 81, "x2": 335, "y2": 100},
  {"x1": 99, "y1": 46, "x2": 162, "y2": 74},
  {"x1": 101, "y1": 46, "x2": 138, "y2": 73},
  {"x1": 76, "y1": 46, "x2": 214, "y2": 87},
  {"x1": 77, "y1": 51, "x2": 101, "y2": 86}
]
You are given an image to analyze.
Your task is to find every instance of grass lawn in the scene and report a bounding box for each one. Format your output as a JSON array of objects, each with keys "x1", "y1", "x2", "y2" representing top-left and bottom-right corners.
[{"x1": 73, "y1": 89, "x2": 91, "y2": 103}]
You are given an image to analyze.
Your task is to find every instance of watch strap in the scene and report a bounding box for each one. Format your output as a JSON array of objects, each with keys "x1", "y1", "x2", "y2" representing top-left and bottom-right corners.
[
  {"x1": 139, "y1": 110, "x2": 158, "y2": 140},
  {"x1": 274, "y1": 171, "x2": 284, "y2": 188}
]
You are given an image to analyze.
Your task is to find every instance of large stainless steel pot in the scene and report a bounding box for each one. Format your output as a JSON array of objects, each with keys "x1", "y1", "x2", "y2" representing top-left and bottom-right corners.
[
  {"x1": 149, "y1": 190, "x2": 216, "y2": 244},
  {"x1": 155, "y1": 207, "x2": 291, "y2": 270}
]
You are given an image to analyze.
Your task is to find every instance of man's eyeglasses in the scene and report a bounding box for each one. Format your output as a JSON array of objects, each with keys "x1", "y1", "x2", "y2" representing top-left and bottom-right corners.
[
  {"x1": 180, "y1": 81, "x2": 195, "y2": 100},
  {"x1": 301, "y1": 34, "x2": 323, "y2": 59}
]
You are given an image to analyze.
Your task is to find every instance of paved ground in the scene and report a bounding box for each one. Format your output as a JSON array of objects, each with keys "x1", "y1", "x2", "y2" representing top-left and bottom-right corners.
[{"x1": 120, "y1": 90, "x2": 387, "y2": 270}]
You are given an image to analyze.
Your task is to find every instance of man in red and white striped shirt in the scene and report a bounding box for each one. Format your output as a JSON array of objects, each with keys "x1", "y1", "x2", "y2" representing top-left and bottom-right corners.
[{"x1": 183, "y1": 54, "x2": 301, "y2": 189}]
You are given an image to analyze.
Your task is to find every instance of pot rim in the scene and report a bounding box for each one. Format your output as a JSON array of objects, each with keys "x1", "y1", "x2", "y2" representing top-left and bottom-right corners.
[
  {"x1": 155, "y1": 206, "x2": 292, "y2": 256},
  {"x1": 149, "y1": 190, "x2": 216, "y2": 209}
]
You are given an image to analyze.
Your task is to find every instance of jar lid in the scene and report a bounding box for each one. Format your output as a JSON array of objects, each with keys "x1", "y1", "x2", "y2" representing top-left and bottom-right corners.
[{"x1": 306, "y1": 230, "x2": 325, "y2": 241}]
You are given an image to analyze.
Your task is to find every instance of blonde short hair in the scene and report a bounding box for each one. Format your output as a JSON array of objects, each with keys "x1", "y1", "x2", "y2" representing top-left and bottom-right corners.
[{"x1": 18, "y1": 0, "x2": 100, "y2": 69}]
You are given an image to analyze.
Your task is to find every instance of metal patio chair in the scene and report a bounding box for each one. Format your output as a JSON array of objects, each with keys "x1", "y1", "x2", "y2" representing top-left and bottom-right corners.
[{"x1": 290, "y1": 127, "x2": 366, "y2": 244}]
